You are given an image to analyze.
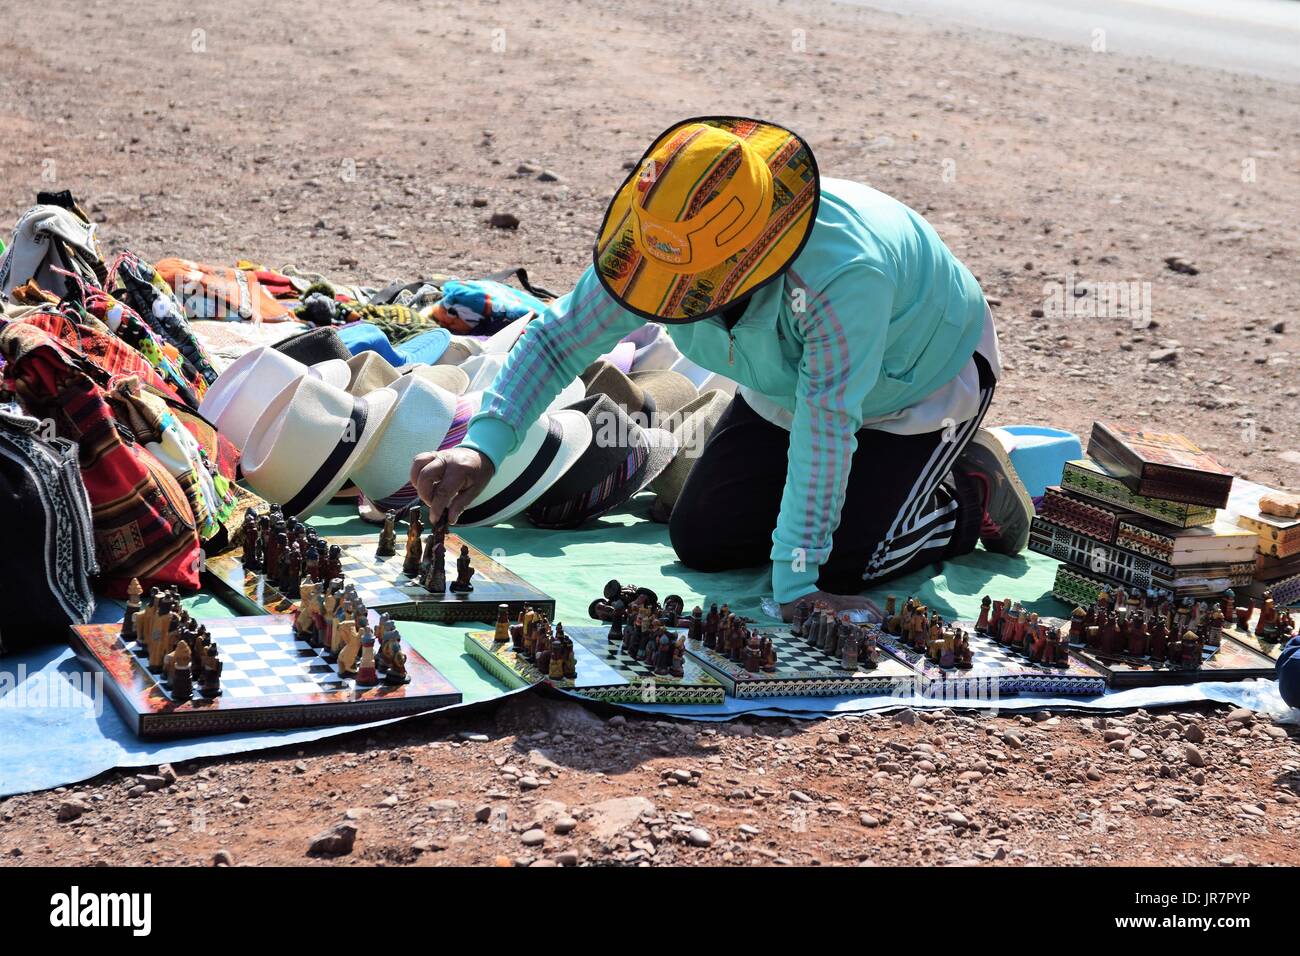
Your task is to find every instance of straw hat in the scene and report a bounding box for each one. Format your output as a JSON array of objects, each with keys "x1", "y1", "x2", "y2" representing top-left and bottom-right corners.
[
  {"x1": 405, "y1": 363, "x2": 470, "y2": 395},
  {"x1": 456, "y1": 409, "x2": 593, "y2": 528},
  {"x1": 582, "y1": 360, "x2": 655, "y2": 420},
  {"x1": 648, "y1": 389, "x2": 731, "y2": 521},
  {"x1": 349, "y1": 375, "x2": 461, "y2": 503},
  {"x1": 345, "y1": 352, "x2": 401, "y2": 395},
  {"x1": 198, "y1": 346, "x2": 349, "y2": 451},
  {"x1": 241, "y1": 376, "x2": 398, "y2": 518},
  {"x1": 629, "y1": 368, "x2": 698, "y2": 419},
  {"x1": 594, "y1": 116, "x2": 819, "y2": 323},
  {"x1": 460, "y1": 354, "x2": 585, "y2": 411},
  {"x1": 525, "y1": 394, "x2": 678, "y2": 529}
]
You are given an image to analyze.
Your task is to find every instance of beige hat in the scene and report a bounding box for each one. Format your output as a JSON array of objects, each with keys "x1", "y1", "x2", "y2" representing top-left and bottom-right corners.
[
  {"x1": 436, "y1": 337, "x2": 482, "y2": 366},
  {"x1": 242, "y1": 376, "x2": 398, "y2": 519},
  {"x1": 346, "y1": 352, "x2": 401, "y2": 395},
  {"x1": 349, "y1": 375, "x2": 460, "y2": 502},
  {"x1": 648, "y1": 389, "x2": 731, "y2": 522},
  {"x1": 629, "y1": 368, "x2": 699, "y2": 420},
  {"x1": 405, "y1": 363, "x2": 470, "y2": 395},
  {"x1": 198, "y1": 346, "x2": 349, "y2": 451}
]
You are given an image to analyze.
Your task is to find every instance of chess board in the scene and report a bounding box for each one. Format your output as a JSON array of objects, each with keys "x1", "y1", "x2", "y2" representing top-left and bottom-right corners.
[
  {"x1": 684, "y1": 629, "x2": 914, "y2": 699},
  {"x1": 205, "y1": 533, "x2": 554, "y2": 624},
  {"x1": 1071, "y1": 634, "x2": 1275, "y2": 687},
  {"x1": 68, "y1": 615, "x2": 461, "y2": 738},
  {"x1": 871, "y1": 621, "x2": 1108, "y2": 699},
  {"x1": 1218, "y1": 610, "x2": 1286, "y2": 662},
  {"x1": 464, "y1": 626, "x2": 724, "y2": 705}
]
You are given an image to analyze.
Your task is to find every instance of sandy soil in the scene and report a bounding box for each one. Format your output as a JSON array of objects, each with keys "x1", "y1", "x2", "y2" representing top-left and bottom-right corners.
[{"x1": 1, "y1": 0, "x2": 1298, "y2": 865}]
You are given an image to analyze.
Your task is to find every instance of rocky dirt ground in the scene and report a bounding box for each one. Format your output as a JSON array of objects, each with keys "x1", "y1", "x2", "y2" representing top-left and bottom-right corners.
[
  {"x1": 1, "y1": 0, "x2": 1299, "y2": 866},
  {"x1": 4, "y1": 698, "x2": 1298, "y2": 867}
]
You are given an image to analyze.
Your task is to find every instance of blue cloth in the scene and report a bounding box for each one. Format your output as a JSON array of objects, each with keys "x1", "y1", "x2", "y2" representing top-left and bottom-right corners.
[
  {"x1": 1278, "y1": 636, "x2": 1300, "y2": 708},
  {"x1": 338, "y1": 322, "x2": 451, "y2": 366},
  {"x1": 993, "y1": 425, "x2": 1084, "y2": 498},
  {"x1": 437, "y1": 279, "x2": 549, "y2": 334}
]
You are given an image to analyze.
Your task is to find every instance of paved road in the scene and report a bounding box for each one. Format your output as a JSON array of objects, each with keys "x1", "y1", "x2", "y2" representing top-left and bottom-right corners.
[{"x1": 843, "y1": 0, "x2": 1300, "y2": 83}]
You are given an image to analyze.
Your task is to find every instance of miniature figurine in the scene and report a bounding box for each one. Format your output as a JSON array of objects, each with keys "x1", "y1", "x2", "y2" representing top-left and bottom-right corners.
[
  {"x1": 494, "y1": 604, "x2": 511, "y2": 644},
  {"x1": 376, "y1": 510, "x2": 398, "y2": 557},
  {"x1": 447, "y1": 544, "x2": 474, "y2": 593},
  {"x1": 122, "y1": 577, "x2": 143, "y2": 643},
  {"x1": 402, "y1": 506, "x2": 424, "y2": 577},
  {"x1": 355, "y1": 628, "x2": 378, "y2": 686}
]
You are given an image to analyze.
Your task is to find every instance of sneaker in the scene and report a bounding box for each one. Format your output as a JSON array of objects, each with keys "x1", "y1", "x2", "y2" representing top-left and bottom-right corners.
[{"x1": 955, "y1": 428, "x2": 1034, "y2": 555}]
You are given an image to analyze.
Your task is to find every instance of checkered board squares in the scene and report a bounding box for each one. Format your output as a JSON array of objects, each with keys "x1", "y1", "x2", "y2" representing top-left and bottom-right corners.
[
  {"x1": 67, "y1": 615, "x2": 461, "y2": 739},
  {"x1": 872, "y1": 622, "x2": 1107, "y2": 698},
  {"x1": 188, "y1": 622, "x2": 352, "y2": 699},
  {"x1": 1074, "y1": 634, "x2": 1274, "y2": 688},
  {"x1": 465, "y1": 626, "x2": 724, "y2": 705},
  {"x1": 684, "y1": 630, "x2": 915, "y2": 699},
  {"x1": 203, "y1": 533, "x2": 553, "y2": 624}
]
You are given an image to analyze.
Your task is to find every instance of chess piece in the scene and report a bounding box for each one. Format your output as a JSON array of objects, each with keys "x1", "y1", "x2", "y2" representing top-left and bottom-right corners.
[
  {"x1": 122, "y1": 577, "x2": 143, "y2": 643},
  {"x1": 494, "y1": 604, "x2": 511, "y2": 644},
  {"x1": 385, "y1": 646, "x2": 410, "y2": 686},
  {"x1": 1256, "y1": 591, "x2": 1279, "y2": 640},
  {"x1": 355, "y1": 628, "x2": 379, "y2": 686},
  {"x1": 337, "y1": 622, "x2": 363, "y2": 676},
  {"x1": 402, "y1": 506, "x2": 424, "y2": 575},
  {"x1": 562, "y1": 629, "x2": 577, "y2": 679},
  {"x1": 671, "y1": 635, "x2": 686, "y2": 678},
  {"x1": 1220, "y1": 589, "x2": 1235, "y2": 624},
  {"x1": 608, "y1": 599, "x2": 627, "y2": 646},
  {"x1": 548, "y1": 626, "x2": 567, "y2": 680},
  {"x1": 450, "y1": 545, "x2": 475, "y2": 593},
  {"x1": 296, "y1": 580, "x2": 322, "y2": 647},
  {"x1": 376, "y1": 510, "x2": 398, "y2": 557},
  {"x1": 199, "y1": 644, "x2": 222, "y2": 697},
  {"x1": 687, "y1": 606, "x2": 703, "y2": 643},
  {"x1": 167, "y1": 639, "x2": 193, "y2": 700},
  {"x1": 953, "y1": 630, "x2": 973, "y2": 669},
  {"x1": 841, "y1": 627, "x2": 859, "y2": 671},
  {"x1": 975, "y1": 595, "x2": 992, "y2": 634},
  {"x1": 240, "y1": 511, "x2": 260, "y2": 570}
]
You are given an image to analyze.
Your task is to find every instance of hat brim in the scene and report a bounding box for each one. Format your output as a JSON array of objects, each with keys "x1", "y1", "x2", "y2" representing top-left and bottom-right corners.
[
  {"x1": 527, "y1": 425, "x2": 678, "y2": 529},
  {"x1": 593, "y1": 115, "x2": 820, "y2": 324},
  {"x1": 456, "y1": 409, "x2": 593, "y2": 528},
  {"x1": 243, "y1": 383, "x2": 399, "y2": 520}
]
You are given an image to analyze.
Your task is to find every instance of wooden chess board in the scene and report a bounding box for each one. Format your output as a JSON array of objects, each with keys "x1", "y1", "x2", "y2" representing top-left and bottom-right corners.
[
  {"x1": 871, "y1": 621, "x2": 1108, "y2": 699},
  {"x1": 68, "y1": 615, "x2": 461, "y2": 738},
  {"x1": 464, "y1": 626, "x2": 724, "y2": 705},
  {"x1": 204, "y1": 533, "x2": 554, "y2": 624},
  {"x1": 1070, "y1": 634, "x2": 1274, "y2": 687},
  {"x1": 684, "y1": 629, "x2": 914, "y2": 699}
]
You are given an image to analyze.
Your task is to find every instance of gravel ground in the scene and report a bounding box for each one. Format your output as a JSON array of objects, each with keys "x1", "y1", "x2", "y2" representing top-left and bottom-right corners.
[{"x1": 1, "y1": 0, "x2": 1298, "y2": 865}]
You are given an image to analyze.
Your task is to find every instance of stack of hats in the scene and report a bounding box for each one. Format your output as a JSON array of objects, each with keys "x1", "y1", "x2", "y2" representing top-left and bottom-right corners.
[{"x1": 199, "y1": 303, "x2": 742, "y2": 528}]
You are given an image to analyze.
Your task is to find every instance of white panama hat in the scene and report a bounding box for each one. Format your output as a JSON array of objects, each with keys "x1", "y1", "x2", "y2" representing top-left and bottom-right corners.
[
  {"x1": 241, "y1": 375, "x2": 398, "y2": 519},
  {"x1": 198, "y1": 345, "x2": 349, "y2": 451},
  {"x1": 349, "y1": 375, "x2": 460, "y2": 503},
  {"x1": 456, "y1": 408, "x2": 593, "y2": 528}
]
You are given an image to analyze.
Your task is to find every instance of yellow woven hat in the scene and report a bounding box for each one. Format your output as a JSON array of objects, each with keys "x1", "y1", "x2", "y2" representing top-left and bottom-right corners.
[{"x1": 594, "y1": 116, "x2": 819, "y2": 323}]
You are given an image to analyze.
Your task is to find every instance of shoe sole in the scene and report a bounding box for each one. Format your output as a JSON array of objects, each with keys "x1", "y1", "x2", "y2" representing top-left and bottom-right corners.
[{"x1": 963, "y1": 429, "x2": 1035, "y2": 554}]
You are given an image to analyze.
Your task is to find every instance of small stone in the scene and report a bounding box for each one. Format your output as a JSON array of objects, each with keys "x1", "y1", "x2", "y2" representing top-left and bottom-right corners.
[
  {"x1": 1002, "y1": 731, "x2": 1024, "y2": 749},
  {"x1": 1164, "y1": 256, "x2": 1199, "y2": 275},
  {"x1": 1086, "y1": 767, "x2": 1105, "y2": 782},
  {"x1": 457, "y1": 731, "x2": 490, "y2": 742},
  {"x1": 554, "y1": 816, "x2": 578, "y2": 835},
  {"x1": 945, "y1": 811, "x2": 969, "y2": 828},
  {"x1": 57, "y1": 798, "x2": 90, "y2": 822},
  {"x1": 1183, "y1": 724, "x2": 1205, "y2": 744},
  {"x1": 1129, "y1": 748, "x2": 1148, "y2": 761},
  {"x1": 555, "y1": 850, "x2": 579, "y2": 866},
  {"x1": 518, "y1": 776, "x2": 541, "y2": 791},
  {"x1": 308, "y1": 822, "x2": 358, "y2": 857},
  {"x1": 1226, "y1": 708, "x2": 1254, "y2": 724},
  {"x1": 666, "y1": 769, "x2": 693, "y2": 784},
  {"x1": 377, "y1": 794, "x2": 400, "y2": 808},
  {"x1": 789, "y1": 790, "x2": 813, "y2": 803},
  {"x1": 537, "y1": 169, "x2": 562, "y2": 183},
  {"x1": 860, "y1": 813, "x2": 880, "y2": 828},
  {"x1": 489, "y1": 212, "x2": 520, "y2": 230},
  {"x1": 474, "y1": 804, "x2": 493, "y2": 823},
  {"x1": 1147, "y1": 347, "x2": 1179, "y2": 364},
  {"x1": 521, "y1": 828, "x2": 546, "y2": 847},
  {"x1": 608, "y1": 715, "x2": 626, "y2": 727},
  {"x1": 1184, "y1": 744, "x2": 1206, "y2": 768},
  {"x1": 137, "y1": 774, "x2": 167, "y2": 792},
  {"x1": 1103, "y1": 728, "x2": 1133, "y2": 742},
  {"x1": 212, "y1": 849, "x2": 235, "y2": 867},
  {"x1": 687, "y1": 828, "x2": 713, "y2": 848},
  {"x1": 157, "y1": 764, "x2": 177, "y2": 785},
  {"x1": 895, "y1": 708, "x2": 917, "y2": 726}
]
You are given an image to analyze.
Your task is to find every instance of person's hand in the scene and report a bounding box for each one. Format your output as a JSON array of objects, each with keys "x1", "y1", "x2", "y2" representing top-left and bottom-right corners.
[
  {"x1": 778, "y1": 590, "x2": 875, "y2": 622},
  {"x1": 409, "y1": 447, "x2": 496, "y2": 525}
]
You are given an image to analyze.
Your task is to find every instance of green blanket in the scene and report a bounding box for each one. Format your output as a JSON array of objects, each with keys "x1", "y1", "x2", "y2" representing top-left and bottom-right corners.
[{"x1": 218, "y1": 495, "x2": 1067, "y2": 701}]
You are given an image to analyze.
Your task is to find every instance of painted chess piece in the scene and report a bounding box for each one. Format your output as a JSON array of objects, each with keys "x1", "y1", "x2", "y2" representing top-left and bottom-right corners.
[
  {"x1": 199, "y1": 643, "x2": 223, "y2": 698},
  {"x1": 687, "y1": 606, "x2": 703, "y2": 643},
  {"x1": 494, "y1": 604, "x2": 511, "y2": 644},
  {"x1": 122, "y1": 577, "x2": 143, "y2": 643},
  {"x1": 336, "y1": 620, "x2": 362, "y2": 675},
  {"x1": 355, "y1": 628, "x2": 379, "y2": 686},
  {"x1": 975, "y1": 595, "x2": 992, "y2": 634},
  {"x1": 608, "y1": 599, "x2": 627, "y2": 646},
  {"x1": 450, "y1": 545, "x2": 475, "y2": 593},
  {"x1": 167, "y1": 639, "x2": 193, "y2": 700},
  {"x1": 376, "y1": 510, "x2": 398, "y2": 557},
  {"x1": 402, "y1": 506, "x2": 423, "y2": 576}
]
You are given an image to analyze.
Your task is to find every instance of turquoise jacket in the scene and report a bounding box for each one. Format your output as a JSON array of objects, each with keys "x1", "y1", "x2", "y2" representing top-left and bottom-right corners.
[{"x1": 462, "y1": 178, "x2": 987, "y2": 603}]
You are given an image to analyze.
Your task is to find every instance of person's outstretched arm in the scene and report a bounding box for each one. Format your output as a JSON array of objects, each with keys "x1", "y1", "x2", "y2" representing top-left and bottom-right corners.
[
  {"x1": 412, "y1": 265, "x2": 642, "y2": 520},
  {"x1": 772, "y1": 265, "x2": 894, "y2": 609}
]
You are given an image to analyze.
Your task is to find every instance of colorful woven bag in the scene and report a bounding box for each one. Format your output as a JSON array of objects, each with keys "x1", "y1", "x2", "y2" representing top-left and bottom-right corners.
[{"x1": 0, "y1": 322, "x2": 201, "y2": 596}]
